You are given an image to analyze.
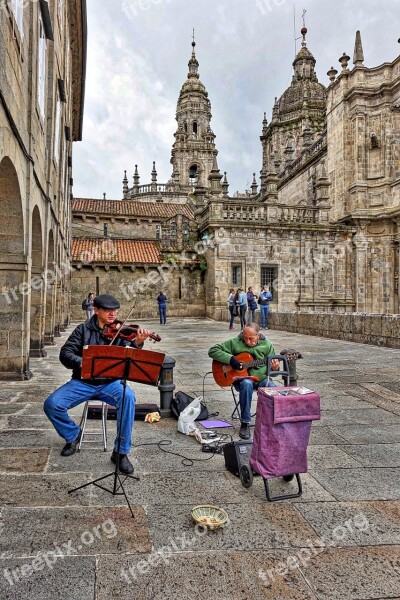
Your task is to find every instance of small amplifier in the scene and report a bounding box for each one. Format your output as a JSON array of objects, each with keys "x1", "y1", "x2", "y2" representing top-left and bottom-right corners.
[{"x1": 223, "y1": 440, "x2": 253, "y2": 477}]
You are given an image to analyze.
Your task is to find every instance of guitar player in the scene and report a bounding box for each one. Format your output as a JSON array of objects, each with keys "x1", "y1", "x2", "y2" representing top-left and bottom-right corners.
[{"x1": 208, "y1": 323, "x2": 279, "y2": 439}]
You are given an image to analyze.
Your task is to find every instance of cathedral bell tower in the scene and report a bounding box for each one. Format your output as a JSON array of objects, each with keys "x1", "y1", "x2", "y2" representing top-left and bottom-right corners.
[{"x1": 170, "y1": 37, "x2": 218, "y2": 189}]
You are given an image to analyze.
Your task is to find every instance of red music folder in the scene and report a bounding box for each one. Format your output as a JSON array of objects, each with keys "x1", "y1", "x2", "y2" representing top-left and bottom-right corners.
[{"x1": 81, "y1": 345, "x2": 166, "y2": 386}]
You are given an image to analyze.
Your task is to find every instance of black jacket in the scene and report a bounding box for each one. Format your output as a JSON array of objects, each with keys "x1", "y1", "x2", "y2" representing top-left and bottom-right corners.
[{"x1": 60, "y1": 315, "x2": 142, "y2": 383}]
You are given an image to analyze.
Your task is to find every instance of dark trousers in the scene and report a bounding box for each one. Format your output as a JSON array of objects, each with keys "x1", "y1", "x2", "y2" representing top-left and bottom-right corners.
[{"x1": 239, "y1": 305, "x2": 247, "y2": 329}]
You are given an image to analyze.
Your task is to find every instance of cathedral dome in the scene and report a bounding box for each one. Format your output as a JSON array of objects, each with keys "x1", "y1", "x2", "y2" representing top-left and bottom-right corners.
[{"x1": 275, "y1": 28, "x2": 326, "y2": 119}]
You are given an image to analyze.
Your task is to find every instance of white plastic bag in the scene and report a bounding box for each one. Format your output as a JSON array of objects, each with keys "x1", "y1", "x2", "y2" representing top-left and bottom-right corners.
[{"x1": 178, "y1": 396, "x2": 202, "y2": 435}]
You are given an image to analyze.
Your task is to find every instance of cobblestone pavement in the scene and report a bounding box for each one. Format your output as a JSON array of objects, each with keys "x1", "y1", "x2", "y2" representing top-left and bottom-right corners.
[{"x1": 0, "y1": 318, "x2": 399, "y2": 599}]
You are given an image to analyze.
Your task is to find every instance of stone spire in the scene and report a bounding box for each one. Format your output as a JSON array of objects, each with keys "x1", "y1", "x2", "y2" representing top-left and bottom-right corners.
[
  {"x1": 251, "y1": 173, "x2": 258, "y2": 195},
  {"x1": 151, "y1": 161, "x2": 157, "y2": 191},
  {"x1": 353, "y1": 30, "x2": 364, "y2": 66},
  {"x1": 222, "y1": 172, "x2": 229, "y2": 197},
  {"x1": 208, "y1": 155, "x2": 223, "y2": 195},
  {"x1": 170, "y1": 36, "x2": 218, "y2": 190},
  {"x1": 133, "y1": 164, "x2": 140, "y2": 194},
  {"x1": 122, "y1": 170, "x2": 128, "y2": 198}
]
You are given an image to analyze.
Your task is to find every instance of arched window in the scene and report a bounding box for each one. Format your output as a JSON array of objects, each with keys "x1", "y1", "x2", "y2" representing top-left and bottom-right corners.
[
  {"x1": 193, "y1": 121, "x2": 198, "y2": 135},
  {"x1": 189, "y1": 164, "x2": 198, "y2": 186},
  {"x1": 184, "y1": 122, "x2": 188, "y2": 133}
]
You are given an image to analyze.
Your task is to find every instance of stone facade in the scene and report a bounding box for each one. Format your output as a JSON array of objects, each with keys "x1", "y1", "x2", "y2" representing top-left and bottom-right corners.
[
  {"x1": 0, "y1": 0, "x2": 86, "y2": 379},
  {"x1": 70, "y1": 30, "x2": 400, "y2": 346}
]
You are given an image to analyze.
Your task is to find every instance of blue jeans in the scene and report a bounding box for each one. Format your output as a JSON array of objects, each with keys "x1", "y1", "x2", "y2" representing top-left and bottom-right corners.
[
  {"x1": 260, "y1": 304, "x2": 269, "y2": 328},
  {"x1": 159, "y1": 304, "x2": 166, "y2": 324},
  {"x1": 44, "y1": 379, "x2": 136, "y2": 454},
  {"x1": 233, "y1": 377, "x2": 276, "y2": 423}
]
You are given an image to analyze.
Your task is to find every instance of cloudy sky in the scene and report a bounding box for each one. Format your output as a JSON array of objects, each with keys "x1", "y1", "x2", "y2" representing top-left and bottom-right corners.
[{"x1": 73, "y1": 0, "x2": 400, "y2": 199}]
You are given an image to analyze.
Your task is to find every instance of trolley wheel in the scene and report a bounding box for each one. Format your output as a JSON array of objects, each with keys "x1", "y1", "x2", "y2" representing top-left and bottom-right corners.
[
  {"x1": 239, "y1": 465, "x2": 253, "y2": 488},
  {"x1": 282, "y1": 474, "x2": 294, "y2": 482}
]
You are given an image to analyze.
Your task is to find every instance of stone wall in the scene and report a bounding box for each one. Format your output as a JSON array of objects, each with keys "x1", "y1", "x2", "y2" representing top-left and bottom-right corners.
[
  {"x1": 71, "y1": 265, "x2": 206, "y2": 321},
  {"x1": 269, "y1": 311, "x2": 400, "y2": 349}
]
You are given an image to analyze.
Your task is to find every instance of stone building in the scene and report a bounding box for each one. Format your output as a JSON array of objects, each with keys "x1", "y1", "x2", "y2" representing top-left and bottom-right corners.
[
  {"x1": 0, "y1": 0, "x2": 87, "y2": 379},
  {"x1": 71, "y1": 30, "x2": 400, "y2": 344}
]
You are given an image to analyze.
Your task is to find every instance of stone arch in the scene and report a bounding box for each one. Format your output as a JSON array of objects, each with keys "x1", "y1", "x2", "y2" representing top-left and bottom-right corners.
[
  {"x1": 0, "y1": 157, "x2": 30, "y2": 379},
  {"x1": 189, "y1": 162, "x2": 201, "y2": 186},
  {"x1": 30, "y1": 205, "x2": 46, "y2": 356}
]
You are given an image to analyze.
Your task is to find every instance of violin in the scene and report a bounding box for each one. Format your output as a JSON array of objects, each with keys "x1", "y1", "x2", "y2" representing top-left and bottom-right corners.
[{"x1": 102, "y1": 320, "x2": 161, "y2": 343}]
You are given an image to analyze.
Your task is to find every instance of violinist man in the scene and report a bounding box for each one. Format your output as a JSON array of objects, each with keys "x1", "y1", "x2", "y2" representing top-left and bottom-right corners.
[{"x1": 44, "y1": 294, "x2": 152, "y2": 474}]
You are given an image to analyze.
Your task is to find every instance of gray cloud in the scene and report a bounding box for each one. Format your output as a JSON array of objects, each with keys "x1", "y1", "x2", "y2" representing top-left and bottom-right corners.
[{"x1": 73, "y1": 0, "x2": 400, "y2": 199}]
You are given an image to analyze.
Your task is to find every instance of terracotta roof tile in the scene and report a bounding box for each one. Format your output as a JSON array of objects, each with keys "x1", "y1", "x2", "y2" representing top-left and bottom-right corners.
[
  {"x1": 71, "y1": 238, "x2": 162, "y2": 265},
  {"x1": 72, "y1": 198, "x2": 195, "y2": 221}
]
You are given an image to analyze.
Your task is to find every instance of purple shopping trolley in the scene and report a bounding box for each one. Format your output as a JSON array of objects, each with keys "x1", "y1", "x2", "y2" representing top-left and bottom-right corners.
[{"x1": 247, "y1": 386, "x2": 320, "y2": 502}]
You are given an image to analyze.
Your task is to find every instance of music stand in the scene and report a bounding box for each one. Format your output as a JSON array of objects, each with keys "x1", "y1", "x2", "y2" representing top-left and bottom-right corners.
[{"x1": 68, "y1": 345, "x2": 165, "y2": 518}]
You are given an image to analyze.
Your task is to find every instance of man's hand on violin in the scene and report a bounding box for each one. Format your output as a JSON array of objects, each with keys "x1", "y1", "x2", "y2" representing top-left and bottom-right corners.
[{"x1": 133, "y1": 327, "x2": 152, "y2": 346}]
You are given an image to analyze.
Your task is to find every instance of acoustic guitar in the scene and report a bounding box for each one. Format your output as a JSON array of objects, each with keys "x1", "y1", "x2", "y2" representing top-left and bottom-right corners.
[{"x1": 212, "y1": 352, "x2": 271, "y2": 387}]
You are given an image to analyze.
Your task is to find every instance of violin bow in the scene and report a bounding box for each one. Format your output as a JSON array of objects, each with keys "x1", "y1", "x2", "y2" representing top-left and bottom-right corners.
[{"x1": 108, "y1": 303, "x2": 136, "y2": 345}]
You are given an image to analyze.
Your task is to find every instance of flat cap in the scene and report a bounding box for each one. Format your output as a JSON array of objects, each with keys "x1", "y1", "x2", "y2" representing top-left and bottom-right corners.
[{"x1": 93, "y1": 294, "x2": 120, "y2": 310}]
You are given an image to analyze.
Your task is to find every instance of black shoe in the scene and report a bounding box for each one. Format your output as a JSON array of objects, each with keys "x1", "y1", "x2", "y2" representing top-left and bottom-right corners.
[
  {"x1": 61, "y1": 429, "x2": 81, "y2": 457},
  {"x1": 239, "y1": 422, "x2": 251, "y2": 440},
  {"x1": 111, "y1": 450, "x2": 134, "y2": 475},
  {"x1": 283, "y1": 474, "x2": 294, "y2": 482}
]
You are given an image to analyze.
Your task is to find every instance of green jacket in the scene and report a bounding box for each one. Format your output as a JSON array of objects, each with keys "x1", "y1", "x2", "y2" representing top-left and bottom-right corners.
[{"x1": 208, "y1": 333, "x2": 276, "y2": 381}]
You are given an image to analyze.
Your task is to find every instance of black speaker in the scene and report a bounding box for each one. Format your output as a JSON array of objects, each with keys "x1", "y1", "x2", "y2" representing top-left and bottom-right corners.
[{"x1": 223, "y1": 440, "x2": 253, "y2": 476}]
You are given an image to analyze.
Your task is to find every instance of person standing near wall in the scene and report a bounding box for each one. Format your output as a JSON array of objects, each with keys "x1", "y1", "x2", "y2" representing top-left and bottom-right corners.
[
  {"x1": 235, "y1": 287, "x2": 247, "y2": 330},
  {"x1": 258, "y1": 285, "x2": 272, "y2": 329},
  {"x1": 157, "y1": 290, "x2": 167, "y2": 324},
  {"x1": 227, "y1": 288, "x2": 236, "y2": 330},
  {"x1": 82, "y1": 292, "x2": 94, "y2": 321},
  {"x1": 246, "y1": 286, "x2": 258, "y2": 324}
]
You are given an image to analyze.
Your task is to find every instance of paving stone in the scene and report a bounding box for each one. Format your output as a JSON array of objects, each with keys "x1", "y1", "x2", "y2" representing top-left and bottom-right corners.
[
  {"x1": 309, "y1": 427, "x2": 348, "y2": 446},
  {"x1": 0, "y1": 506, "x2": 150, "y2": 557},
  {"x1": 0, "y1": 430, "x2": 59, "y2": 448},
  {"x1": 0, "y1": 404, "x2": 27, "y2": 415},
  {"x1": 295, "y1": 500, "x2": 400, "y2": 547},
  {"x1": 5, "y1": 415, "x2": 55, "y2": 429},
  {"x1": 329, "y1": 424, "x2": 400, "y2": 445},
  {"x1": 314, "y1": 408, "x2": 400, "y2": 427},
  {"x1": 2, "y1": 318, "x2": 400, "y2": 599},
  {"x1": 96, "y1": 551, "x2": 318, "y2": 600},
  {"x1": 0, "y1": 556, "x2": 95, "y2": 600},
  {"x1": 90, "y1": 470, "x2": 249, "y2": 508},
  {"x1": 307, "y1": 446, "x2": 361, "y2": 469},
  {"x1": 0, "y1": 474, "x2": 91, "y2": 506},
  {"x1": 146, "y1": 502, "x2": 318, "y2": 552},
  {"x1": 301, "y1": 546, "x2": 400, "y2": 599},
  {"x1": 0, "y1": 449, "x2": 50, "y2": 473},
  {"x1": 341, "y1": 443, "x2": 400, "y2": 467},
  {"x1": 0, "y1": 390, "x2": 22, "y2": 402},
  {"x1": 310, "y1": 467, "x2": 400, "y2": 500}
]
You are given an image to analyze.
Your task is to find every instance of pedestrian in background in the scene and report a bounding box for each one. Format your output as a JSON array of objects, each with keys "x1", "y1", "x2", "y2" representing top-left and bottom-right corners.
[
  {"x1": 157, "y1": 290, "x2": 167, "y2": 324},
  {"x1": 234, "y1": 287, "x2": 247, "y2": 330},
  {"x1": 227, "y1": 288, "x2": 236, "y2": 330},
  {"x1": 258, "y1": 285, "x2": 272, "y2": 329},
  {"x1": 81, "y1": 292, "x2": 94, "y2": 321},
  {"x1": 246, "y1": 286, "x2": 258, "y2": 324}
]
